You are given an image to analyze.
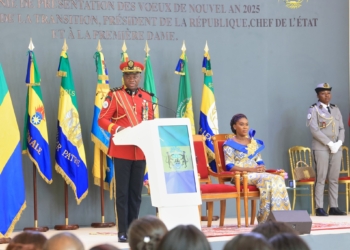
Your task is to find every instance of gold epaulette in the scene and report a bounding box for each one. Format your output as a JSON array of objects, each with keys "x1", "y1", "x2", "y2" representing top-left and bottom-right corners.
[
  {"x1": 139, "y1": 87, "x2": 152, "y2": 96},
  {"x1": 309, "y1": 103, "x2": 316, "y2": 108},
  {"x1": 110, "y1": 86, "x2": 123, "y2": 92}
]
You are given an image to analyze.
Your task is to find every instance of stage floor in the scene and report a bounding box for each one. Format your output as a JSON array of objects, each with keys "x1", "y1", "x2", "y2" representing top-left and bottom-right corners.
[{"x1": 1, "y1": 215, "x2": 350, "y2": 250}]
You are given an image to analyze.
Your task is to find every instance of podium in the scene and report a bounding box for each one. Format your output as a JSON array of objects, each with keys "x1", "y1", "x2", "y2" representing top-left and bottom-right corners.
[{"x1": 112, "y1": 118, "x2": 201, "y2": 229}]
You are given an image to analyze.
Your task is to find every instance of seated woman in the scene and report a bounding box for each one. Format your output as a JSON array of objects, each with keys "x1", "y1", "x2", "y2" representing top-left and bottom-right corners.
[{"x1": 223, "y1": 113, "x2": 291, "y2": 223}]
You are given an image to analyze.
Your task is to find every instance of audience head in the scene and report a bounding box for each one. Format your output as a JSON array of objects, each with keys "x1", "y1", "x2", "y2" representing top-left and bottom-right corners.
[
  {"x1": 223, "y1": 232, "x2": 273, "y2": 250},
  {"x1": 230, "y1": 113, "x2": 248, "y2": 135},
  {"x1": 269, "y1": 233, "x2": 310, "y2": 250},
  {"x1": 43, "y1": 232, "x2": 84, "y2": 250},
  {"x1": 89, "y1": 244, "x2": 120, "y2": 250},
  {"x1": 156, "y1": 224, "x2": 211, "y2": 250},
  {"x1": 6, "y1": 231, "x2": 47, "y2": 250},
  {"x1": 128, "y1": 215, "x2": 168, "y2": 250},
  {"x1": 252, "y1": 221, "x2": 298, "y2": 239}
]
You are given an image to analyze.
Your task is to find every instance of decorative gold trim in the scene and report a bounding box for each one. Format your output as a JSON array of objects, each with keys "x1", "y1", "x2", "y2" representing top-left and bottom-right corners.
[
  {"x1": 175, "y1": 71, "x2": 185, "y2": 76},
  {"x1": 90, "y1": 134, "x2": 109, "y2": 155},
  {"x1": 23, "y1": 150, "x2": 53, "y2": 184},
  {"x1": 98, "y1": 75, "x2": 109, "y2": 81},
  {"x1": 57, "y1": 71, "x2": 67, "y2": 77},
  {"x1": 55, "y1": 164, "x2": 88, "y2": 205},
  {"x1": 1, "y1": 202, "x2": 26, "y2": 237}
]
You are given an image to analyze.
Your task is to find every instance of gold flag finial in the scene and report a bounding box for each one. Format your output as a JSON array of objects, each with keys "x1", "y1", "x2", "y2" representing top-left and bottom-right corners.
[
  {"x1": 122, "y1": 40, "x2": 127, "y2": 53},
  {"x1": 28, "y1": 38, "x2": 35, "y2": 51},
  {"x1": 181, "y1": 40, "x2": 186, "y2": 53},
  {"x1": 96, "y1": 40, "x2": 102, "y2": 52},
  {"x1": 144, "y1": 40, "x2": 150, "y2": 56},
  {"x1": 62, "y1": 39, "x2": 68, "y2": 51},
  {"x1": 204, "y1": 41, "x2": 209, "y2": 53}
]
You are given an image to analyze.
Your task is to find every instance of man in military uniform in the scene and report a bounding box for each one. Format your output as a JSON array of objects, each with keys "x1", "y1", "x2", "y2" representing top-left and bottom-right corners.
[
  {"x1": 307, "y1": 83, "x2": 346, "y2": 216},
  {"x1": 98, "y1": 60, "x2": 154, "y2": 242}
]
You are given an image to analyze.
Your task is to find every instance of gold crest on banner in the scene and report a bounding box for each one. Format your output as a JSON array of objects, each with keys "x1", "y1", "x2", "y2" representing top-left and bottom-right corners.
[{"x1": 279, "y1": 0, "x2": 308, "y2": 9}]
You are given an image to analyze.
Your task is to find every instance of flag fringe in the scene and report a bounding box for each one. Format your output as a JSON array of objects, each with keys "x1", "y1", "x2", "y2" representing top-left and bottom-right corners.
[
  {"x1": 93, "y1": 177, "x2": 111, "y2": 191},
  {"x1": 91, "y1": 134, "x2": 109, "y2": 155},
  {"x1": 23, "y1": 150, "x2": 53, "y2": 184},
  {"x1": 55, "y1": 164, "x2": 88, "y2": 205},
  {"x1": 0, "y1": 202, "x2": 26, "y2": 238},
  {"x1": 93, "y1": 177, "x2": 114, "y2": 200}
]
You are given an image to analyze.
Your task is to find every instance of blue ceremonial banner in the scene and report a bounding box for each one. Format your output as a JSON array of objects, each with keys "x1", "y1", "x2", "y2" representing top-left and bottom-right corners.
[
  {"x1": 198, "y1": 44, "x2": 219, "y2": 172},
  {"x1": 91, "y1": 50, "x2": 114, "y2": 196},
  {"x1": 22, "y1": 50, "x2": 53, "y2": 184},
  {"x1": 55, "y1": 47, "x2": 88, "y2": 204},
  {"x1": 0, "y1": 64, "x2": 26, "y2": 237}
]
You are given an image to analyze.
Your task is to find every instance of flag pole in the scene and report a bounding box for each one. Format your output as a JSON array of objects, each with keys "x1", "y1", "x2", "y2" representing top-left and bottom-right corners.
[
  {"x1": 199, "y1": 41, "x2": 219, "y2": 223},
  {"x1": 91, "y1": 150, "x2": 115, "y2": 227},
  {"x1": 54, "y1": 182, "x2": 79, "y2": 230},
  {"x1": 91, "y1": 40, "x2": 115, "y2": 228},
  {"x1": 22, "y1": 39, "x2": 49, "y2": 232},
  {"x1": 23, "y1": 164, "x2": 49, "y2": 232},
  {"x1": 53, "y1": 39, "x2": 79, "y2": 231}
]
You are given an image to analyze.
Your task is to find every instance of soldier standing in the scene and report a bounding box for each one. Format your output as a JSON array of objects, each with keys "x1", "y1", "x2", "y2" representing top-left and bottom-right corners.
[
  {"x1": 307, "y1": 83, "x2": 346, "y2": 216},
  {"x1": 98, "y1": 60, "x2": 154, "y2": 242}
]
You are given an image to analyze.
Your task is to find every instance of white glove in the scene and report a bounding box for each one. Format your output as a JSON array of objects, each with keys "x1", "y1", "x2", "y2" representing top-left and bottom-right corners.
[
  {"x1": 327, "y1": 141, "x2": 337, "y2": 153},
  {"x1": 331, "y1": 140, "x2": 342, "y2": 153}
]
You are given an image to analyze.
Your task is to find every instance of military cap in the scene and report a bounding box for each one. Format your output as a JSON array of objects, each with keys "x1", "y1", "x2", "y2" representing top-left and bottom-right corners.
[
  {"x1": 315, "y1": 83, "x2": 332, "y2": 93},
  {"x1": 120, "y1": 60, "x2": 144, "y2": 73}
]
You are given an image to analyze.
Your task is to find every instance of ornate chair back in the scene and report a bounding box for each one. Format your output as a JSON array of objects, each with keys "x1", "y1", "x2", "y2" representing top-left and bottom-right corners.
[
  {"x1": 193, "y1": 134, "x2": 211, "y2": 184},
  {"x1": 212, "y1": 134, "x2": 235, "y2": 174}
]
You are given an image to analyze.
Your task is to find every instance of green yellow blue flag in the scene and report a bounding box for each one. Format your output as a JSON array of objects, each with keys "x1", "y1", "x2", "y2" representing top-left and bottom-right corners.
[
  {"x1": 55, "y1": 46, "x2": 88, "y2": 204},
  {"x1": 0, "y1": 64, "x2": 26, "y2": 237},
  {"x1": 198, "y1": 44, "x2": 219, "y2": 172},
  {"x1": 22, "y1": 50, "x2": 53, "y2": 183},
  {"x1": 175, "y1": 44, "x2": 195, "y2": 134},
  {"x1": 91, "y1": 47, "x2": 114, "y2": 197},
  {"x1": 144, "y1": 45, "x2": 159, "y2": 119},
  {"x1": 143, "y1": 42, "x2": 158, "y2": 183}
]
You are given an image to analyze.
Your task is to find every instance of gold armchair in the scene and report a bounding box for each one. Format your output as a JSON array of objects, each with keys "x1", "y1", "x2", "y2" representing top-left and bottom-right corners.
[
  {"x1": 338, "y1": 146, "x2": 350, "y2": 214},
  {"x1": 288, "y1": 146, "x2": 315, "y2": 215}
]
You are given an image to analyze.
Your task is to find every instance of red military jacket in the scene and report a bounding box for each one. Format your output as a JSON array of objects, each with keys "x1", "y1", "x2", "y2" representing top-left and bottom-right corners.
[{"x1": 98, "y1": 86, "x2": 154, "y2": 160}]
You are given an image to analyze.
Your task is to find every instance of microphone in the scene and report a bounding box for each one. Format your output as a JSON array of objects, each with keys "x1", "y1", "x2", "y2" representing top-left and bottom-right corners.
[{"x1": 138, "y1": 93, "x2": 177, "y2": 117}]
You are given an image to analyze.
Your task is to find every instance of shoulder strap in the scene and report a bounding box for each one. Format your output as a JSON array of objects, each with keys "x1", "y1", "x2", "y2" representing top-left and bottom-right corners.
[{"x1": 115, "y1": 90, "x2": 140, "y2": 127}]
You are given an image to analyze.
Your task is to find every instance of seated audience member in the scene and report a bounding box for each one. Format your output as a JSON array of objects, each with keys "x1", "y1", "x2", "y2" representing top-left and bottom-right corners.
[
  {"x1": 43, "y1": 232, "x2": 83, "y2": 250},
  {"x1": 223, "y1": 232, "x2": 273, "y2": 250},
  {"x1": 128, "y1": 215, "x2": 168, "y2": 250},
  {"x1": 252, "y1": 221, "x2": 298, "y2": 239},
  {"x1": 269, "y1": 233, "x2": 310, "y2": 250},
  {"x1": 89, "y1": 244, "x2": 120, "y2": 250},
  {"x1": 6, "y1": 231, "x2": 47, "y2": 250},
  {"x1": 156, "y1": 225, "x2": 211, "y2": 250},
  {"x1": 223, "y1": 113, "x2": 291, "y2": 223}
]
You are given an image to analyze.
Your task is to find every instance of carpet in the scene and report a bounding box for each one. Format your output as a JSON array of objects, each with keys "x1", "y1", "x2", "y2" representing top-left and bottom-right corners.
[
  {"x1": 201, "y1": 222, "x2": 350, "y2": 238},
  {"x1": 89, "y1": 222, "x2": 350, "y2": 238}
]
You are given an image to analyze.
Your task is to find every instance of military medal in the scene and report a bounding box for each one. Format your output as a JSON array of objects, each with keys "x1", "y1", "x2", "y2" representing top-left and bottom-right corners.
[
  {"x1": 142, "y1": 100, "x2": 148, "y2": 121},
  {"x1": 320, "y1": 122, "x2": 326, "y2": 128}
]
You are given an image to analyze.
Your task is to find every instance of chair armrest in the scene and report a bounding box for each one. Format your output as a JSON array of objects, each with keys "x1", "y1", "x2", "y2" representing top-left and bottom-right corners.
[{"x1": 266, "y1": 169, "x2": 286, "y2": 178}]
